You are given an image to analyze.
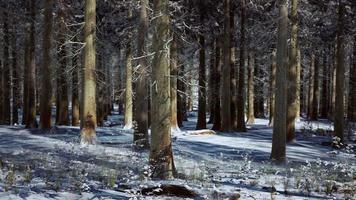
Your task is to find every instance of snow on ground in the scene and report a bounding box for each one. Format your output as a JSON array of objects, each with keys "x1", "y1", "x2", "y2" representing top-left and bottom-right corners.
[{"x1": 0, "y1": 112, "x2": 355, "y2": 199}]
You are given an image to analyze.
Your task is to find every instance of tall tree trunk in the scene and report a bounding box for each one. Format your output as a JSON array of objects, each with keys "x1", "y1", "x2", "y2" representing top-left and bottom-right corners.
[
  {"x1": 81, "y1": 0, "x2": 97, "y2": 144},
  {"x1": 212, "y1": 38, "x2": 221, "y2": 131},
  {"x1": 311, "y1": 57, "x2": 319, "y2": 120},
  {"x1": 124, "y1": 8, "x2": 133, "y2": 130},
  {"x1": 320, "y1": 52, "x2": 329, "y2": 118},
  {"x1": 236, "y1": 0, "x2": 247, "y2": 132},
  {"x1": 208, "y1": 43, "x2": 215, "y2": 124},
  {"x1": 26, "y1": 0, "x2": 38, "y2": 128},
  {"x1": 40, "y1": 0, "x2": 53, "y2": 129},
  {"x1": 171, "y1": 35, "x2": 180, "y2": 131},
  {"x1": 72, "y1": 53, "x2": 80, "y2": 126},
  {"x1": 348, "y1": 36, "x2": 356, "y2": 122},
  {"x1": 308, "y1": 54, "x2": 315, "y2": 119},
  {"x1": 221, "y1": 0, "x2": 232, "y2": 132},
  {"x1": 150, "y1": 0, "x2": 175, "y2": 179},
  {"x1": 330, "y1": 43, "x2": 337, "y2": 120},
  {"x1": 286, "y1": 0, "x2": 298, "y2": 142},
  {"x1": 2, "y1": 6, "x2": 11, "y2": 125},
  {"x1": 134, "y1": 0, "x2": 149, "y2": 148},
  {"x1": 230, "y1": 6, "x2": 237, "y2": 130},
  {"x1": 57, "y1": 7, "x2": 69, "y2": 125},
  {"x1": 196, "y1": 34, "x2": 207, "y2": 130},
  {"x1": 11, "y1": 24, "x2": 19, "y2": 125},
  {"x1": 296, "y1": 49, "x2": 301, "y2": 119},
  {"x1": 271, "y1": 0, "x2": 288, "y2": 162},
  {"x1": 22, "y1": 31, "x2": 30, "y2": 125},
  {"x1": 254, "y1": 58, "x2": 265, "y2": 118},
  {"x1": 269, "y1": 50, "x2": 277, "y2": 127},
  {"x1": 177, "y1": 63, "x2": 186, "y2": 127},
  {"x1": 246, "y1": 52, "x2": 255, "y2": 124},
  {"x1": 334, "y1": 0, "x2": 345, "y2": 144}
]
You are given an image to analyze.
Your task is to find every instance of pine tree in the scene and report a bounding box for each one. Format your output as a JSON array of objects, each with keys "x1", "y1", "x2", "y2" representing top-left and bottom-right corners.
[
  {"x1": 124, "y1": 7, "x2": 133, "y2": 130},
  {"x1": 196, "y1": 34, "x2": 207, "y2": 130},
  {"x1": 212, "y1": 38, "x2": 222, "y2": 131},
  {"x1": 3, "y1": 5, "x2": 11, "y2": 125},
  {"x1": 269, "y1": 50, "x2": 277, "y2": 127},
  {"x1": 348, "y1": 36, "x2": 356, "y2": 122},
  {"x1": 246, "y1": 52, "x2": 255, "y2": 125}
]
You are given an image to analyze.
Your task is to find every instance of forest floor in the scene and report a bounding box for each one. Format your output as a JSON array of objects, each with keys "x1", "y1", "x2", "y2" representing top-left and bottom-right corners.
[{"x1": 0, "y1": 112, "x2": 355, "y2": 199}]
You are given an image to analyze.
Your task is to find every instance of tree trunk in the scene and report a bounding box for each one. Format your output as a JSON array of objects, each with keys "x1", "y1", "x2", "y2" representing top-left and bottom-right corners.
[
  {"x1": 236, "y1": 0, "x2": 246, "y2": 132},
  {"x1": 150, "y1": 0, "x2": 175, "y2": 179},
  {"x1": 212, "y1": 38, "x2": 221, "y2": 131},
  {"x1": 320, "y1": 52, "x2": 329, "y2": 118},
  {"x1": 40, "y1": 0, "x2": 53, "y2": 129},
  {"x1": 72, "y1": 53, "x2": 80, "y2": 126},
  {"x1": 307, "y1": 54, "x2": 315, "y2": 119},
  {"x1": 269, "y1": 50, "x2": 277, "y2": 127},
  {"x1": 296, "y1": 49, "x2": 301, "y2": 119},
  {"x1": 311, "y1": 57, "x2": 319, "y2": 121},
  {"x1": 334, "y1": 0, "x2": 345, "y2": 144},
  {"x1": 2, "y1": 8, "x2": 11, "y2": 125},
  {"x1": 246, "y1": 52, "x2": 255, "y2": 124},
  {"x1": 22, "y1": 31, "x2": 30, "y2": 125},
  {"x1": 26, "y1": 0, "x2": 38, "y2": 128},
  {"x1": 330, "y1": 44, "x2": 337, "y2": 120},
  {"x1": 177, "y1": 64, "x2": 186, "y2": 127},
  {"x1": 208, "y1": 43, "x2": 215, "y2": 124},
  {"x1": 11, "y1": 24, "x2": 19, "y2": 125},
  {"x1": 57, "y1": 8, "x2": 69, "y2": 125},
  {"x1": 221, "y1": 0, "x2": 232, "y2": 132},
  {"x1": 134, "y1": 0, "x2": 149, "y2": 148},
  {"x1": 230, "y1": 6, "x2": 237, "y2": 130},
  {"x1": 196, "y1": 35, "x2": 207, "y2": 130},
  {"x1": 171, "y1": 35, "x2": 180, "y2": 131},
  {"x1": 286, "y1": 0, "x2": 298, "y2": 143},
  {"x1": 348, "y1": 36, "x2": 356, "y2": 122},
  {"x1": 124, "y1": 8, "x2": 133, "y2": 130},
  {"x1": 271, "y1": 0, "x2": 288, "y2": 162},
  {"x1": 81, "y1": 0, "x2": 97, "y2": 145},
  {"x1": 254, "y1": 57, "x2": 265, "y2": 118}
]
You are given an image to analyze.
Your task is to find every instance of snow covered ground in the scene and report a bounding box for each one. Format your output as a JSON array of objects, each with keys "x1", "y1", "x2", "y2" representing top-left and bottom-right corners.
[{"x1": 0, "y1": 113, "x2": 355, "y2": 199}]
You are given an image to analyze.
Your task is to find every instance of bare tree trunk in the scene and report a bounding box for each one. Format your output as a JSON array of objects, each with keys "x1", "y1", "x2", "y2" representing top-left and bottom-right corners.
[
  {"x1": 236, "y1": 0, "x2": 246, "y2": 132},
  {"x1": 22, "y1": 32, "x2": 30, "y2": 125},
  {"x1": 320, "y1": 52, "x2": 329, "y2": 118},
  {"x1": 330, "y1": 43, "x2": 337, "y2": 120},
  {"x1": 196, "y1": 34, "x2": 207, "y2": 130},
  {"x1": 334, "y1": 0, "x2": 345, "y2": 143},
  {"x1": 308, "y1": 54, "x2": 315, "y2": 119},
  {"x1": 287, "y1": 0, "x2": 298, "y2": 142},
  {"x1": 221, "y1": 0, "x2": 232, "y2": 132},
  {"x1": 2, "y1": 6, "x2": 11, "y2": 125},
  {"x1": 208, "y1": 43, "x2": 215, "y2": 124},
  {"x1": 40, "y1": 0, "x2": 53, "y2": 129},
  {"x1": 212, "y1": 38, "x2": 222, "y2": 131},
  {"x1": 177, "y1": 64, "x2": 186, "y2": 127},
  {"x1": 296, "y1": 49, "x2": 301, "y2": 120},
  {"x1": 57, "y1": 7, "x2": 69, "y2": 125},
  {"x1": 72, "y1": 53, "x2": 80, "y2": 126},
  {"x1": 311, "y1": 57, "x2": 319, "y2": 121},
  {"x1": 26, "y1": 0, "x2": 38, "y2": 128},
  {"x1": 11, "y1": 24, "x2": 19, "y2": 125},
  {"x1": 81, "y1": 0, "x2": 97, "y2": 145},
  {"x1": 150, "y1": 0, "x2": 175, "y2": 179},
  {"x1": 134, "y1": 0, "x2": 149, "y2": 148},
  {"x1": 246, "y1": 52, "x2": 255, "y2": 124},
  {"x1": 230, "y1": 6, "x2": 237, "y2": 130},
  {"x1": 124, "y1": 8, "x2": 133, "y2": 130},
  {"x1": 171, "y1": 35, "x2": 180, "y2": 131},
  {"x1": 269, "y1": 50, "x2": 276, "y2": 127},
  {"x1": 271, "y1": 0, "x2": 288, "y2": 162}
]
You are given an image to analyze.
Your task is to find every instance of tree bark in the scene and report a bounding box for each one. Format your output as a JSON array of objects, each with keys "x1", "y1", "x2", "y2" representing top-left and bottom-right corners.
[
  {"x1": 269, "y1": 50, "x2": 277, "y2": 127},
  {"x1": 124, "y1": 8, "x2": 133, "y2": 130},
  {"x1": 236, "y1": 0, "x2": 247, "y2": 132},
  {"x1": 171, "y1": 35, "x2": 180, "y2": 131},
  {"x1": 72, "y1": 52, "x2": 80, "y2": 126},
  {"x1": 307, "y1": 54, "x2": 315, "y2": 120},
  {"x1": 286, "y1": 0, "x2": 298, "y2": 142},
  {"x1": 2, "y1": 8, "x2": 11, "y2": 125},
  {"x1": 310, "y1": 56, "x2": 319, "y2": 121},
  {"x1": 134, "y1": 0, "x2": 149, "y2": 148},
  {"x1": 150, "y1": 0, "x2": 175, "y2": 179},
  {"x1": 271, "y1": 0, "x2": 288, "y2": 162},
  {"x1": 221, "y1": 0, "x2": 232, "y2": 132},
  {"x1": 334, "y1": 0, "x2": 345, "y2": 143},
  {"x1": 246, "y1": 52, "x2": 255, "y2": 125},
  {"x1": 348, "y1": 36, "x2": 356, "y2": 122},
  {"x1": 320, "y1": 52, "x2": 329, "y2": 118},
  {"x1": 296, "y1": 49, "x2": 301, "y2": 119},
  {"x1": 26, "y1": 0, "x2": 38, "y2": 128},
  {"x1": 11, "y1": 24, "x2": 19, "y2": 125},
  {"x1": 196, "y1": 34, "x2": 207, "y2": 130},
  {"x1": 212, "y1": 38, "x2": 222, "y2": 131},
  {"x1": 230, "y1": 6, "x2": 237, "y2": 130},
  {"x1": 81, "y1": 0, "x2": 97, "y2": 145},
  {"x1": 40, "y1": 0, "x2": 53, "y2": 129}
]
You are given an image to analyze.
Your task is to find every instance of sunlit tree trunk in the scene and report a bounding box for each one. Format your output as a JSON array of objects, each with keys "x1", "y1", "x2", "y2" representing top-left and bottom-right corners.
[
  {"x1": 286, "y1": 0, "x2": 298, "y2": 142},
  {"x1": 26, "y1": 0, "x2": 38, "y2": 128},
  {"x1": 236, "y1": 0, "x2": 246, "y2": 132},
  {"x1": 246, "y1": 52, "x2": 255, "y2": 124},
  {"x1": 334, "y1": 0, "x2": 345, "y2": 143},
  {"x1": 134, "y1": 0, "x2": 149, "y2": 148},
  {"x1": 196, "y1": 34, "x2": 207, "y2": 130},
  {"x1": 171, "y1": 35, "x2": 180, "y2": 131},
  {"x1": 271, "y1": 0, "x2": 288, "y2": 162},
  {"x1": 124, "y1": 8, "x2": 133, "y2": 130},
  {"x1": 150, "y1": 0, "x2": 175, "y2": 179},
  {"x1": 80, "y1": 0, "x2": 97, "y2": 145},
  {"x1": 40, "y1": 0, "x2": 53, "y2": 129},
  {"x1": 269, "y1": 50, "x2": 276, "y2": 127}
]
